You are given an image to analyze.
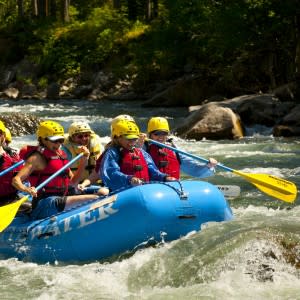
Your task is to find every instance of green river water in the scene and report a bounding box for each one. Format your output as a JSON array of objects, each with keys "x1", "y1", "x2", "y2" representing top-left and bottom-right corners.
[{"x1": 0, "y1": 99, "x2": 299, "y2": 300}]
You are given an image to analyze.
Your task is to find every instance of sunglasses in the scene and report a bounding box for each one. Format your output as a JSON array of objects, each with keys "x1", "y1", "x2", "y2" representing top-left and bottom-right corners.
[
  {"x1": 123, "y1": 136, "x2": 138, "y2": 141},
  {"x1": 75, "y1": 133, "x2": 90, "y2": 139},
  {"x1": 152, "y1": 131, "x2": 168, "y2": 136},
  {"x1": 46, "y1": 138, "x2": 65, "y2": 144}
]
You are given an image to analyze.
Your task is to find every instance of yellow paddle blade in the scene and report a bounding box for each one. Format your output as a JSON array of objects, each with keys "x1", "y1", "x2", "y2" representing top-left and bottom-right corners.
[
  {"x1": 0, "y1": 196, "x2": 29, "y2": 232},
  {"x1": 233, "y1": 170, "x2": 298, "y2": 203}
]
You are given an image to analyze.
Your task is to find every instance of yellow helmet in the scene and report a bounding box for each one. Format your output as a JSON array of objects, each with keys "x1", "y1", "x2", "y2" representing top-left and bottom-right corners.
[
  {"x1": 112, "y1": 119, "x2": 140, "y2": 139},
  {"x1": 37, "y1": 120, "x2": 65, "y2": 141},
  {"x1": 111, "y1": 114, "x2": 135, "y2": 130},
  {"x1": 0, "y1": 120, "x2": 6, "y2": 133},
  {"x1": 68, "y1": 122, "x2": 93, "y2": 136},
  {"x1": 112, "y1": 114, "x2": 135, "y2": 124},
  {"x1": 5, "y1": 128, "x2": 12, "y2": 143},
  {"x1": 147, "y1": 117, "x2": 170, "y2": 133}
]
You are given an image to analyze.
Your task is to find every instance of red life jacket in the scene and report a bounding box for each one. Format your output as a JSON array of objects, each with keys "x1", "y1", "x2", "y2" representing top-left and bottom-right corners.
[
  {"x1": 119, "y1": 148, "x2": 150, "y2": 182},
  {"x1": 0, "y1": 150, "x2": 21, "y2": 201},
  {"x1": 147, "y1": 144, "x2": 180, "y2": 179},
  {"x1": 19, "y1": 145, "x2": 71, "y2": 197}
]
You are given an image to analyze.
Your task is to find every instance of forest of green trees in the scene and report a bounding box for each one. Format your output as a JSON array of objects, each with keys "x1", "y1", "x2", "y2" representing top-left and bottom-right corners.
[{"x1": 1, "y1": 0, "x2": 300, "y2": 93}]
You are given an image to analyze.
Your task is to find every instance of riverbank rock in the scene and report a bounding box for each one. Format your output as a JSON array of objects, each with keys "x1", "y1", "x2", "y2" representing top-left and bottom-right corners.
[
  {"x1": 273, "y1": 81, "x2": 300, "y2": 103},
  {"x1": 3, "y1": 87, "x2": 19, "y2": 99},
  {"x1": 175, "y1": 104, "x2": 244, "y2": 140},
  {"x1": 273, "y1": 104, "x2": 300, "y2": 137},
  {"x1": 1, "y1": 58, "x2": 300, "y2": 138},
  {"x1": 234, "y1": 94, "x2": 295, "y2": 127},
  {"x1": 177, "y1": 94, "x2": 300, "y2": 139},
  {"x1": 0, "y1": 113, "x2": 40, "y2": 136}
]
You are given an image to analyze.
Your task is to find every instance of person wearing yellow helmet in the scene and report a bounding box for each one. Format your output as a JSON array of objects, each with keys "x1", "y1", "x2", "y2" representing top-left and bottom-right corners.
[
  {"x1": 12, "y1": 120, "x2": 108, "y2": 220},
  {"x1": 75, "y1": 117, "x2": 134, "y2": 193},
  {"x1": 62, "y1": 121, "x2": 104, "y2": 183},
  {"x1": 145, "y1": 117, "x2": 218, "y2": 179},
  {"x1": 111, "y1": 114, "x2": 136, "y2": 127},
  {"x1": 0, "y1": 121, "x2": 23, "y2": 205},
  {"x1": 98, "y1": 118, "x2": 176, "y2": 192}
]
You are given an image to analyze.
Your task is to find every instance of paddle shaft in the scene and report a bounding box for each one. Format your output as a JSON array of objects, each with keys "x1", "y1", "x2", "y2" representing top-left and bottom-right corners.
[
  {"x1": 0, "y1": 153, "x2": 85, "y2": 233},
  {"x1": 35, "y1": 153, "x2": 84, "y2": 192},
  {"x1": 147, "y1": 138, "x2": 297, "y2": 202},
  {"x1": 0, "y1": 160, "x2": 24, "y2": 177},
  {"x1": 147, "y1": 139, "x2": 232, "y2": 172}
]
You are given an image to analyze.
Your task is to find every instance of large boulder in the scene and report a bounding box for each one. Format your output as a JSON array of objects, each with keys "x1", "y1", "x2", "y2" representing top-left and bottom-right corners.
[
  {"x1": 3, "y1": 87, "x2": 19, "y2": 99},
  {"x1": 273, "y1": 81, "x2": 300, "y2": 103},
  {"x1": 273, "y1": 104, "x2": 300, "y2": 137},
  {"x1": 175, "y1": 104, "x2": 245, "y2": 140},
  {"x1": 235, "y1": 94, "x2": 295, "y2": 126},
  {"x1": 185, "y1": 94, "x2": 300, "y2": 138},
  {"x1": 189, "y1": 94, "x2": 296, "y2": 128},
  {"x1": 21, "y1": 84, "x2": 38, "y2": 99},
  {"x1": 47, "y1": 82, "x2": 60, "y2": 99},
  {"x1": 0, "y1": 65, "x2": 16, "y2": 89}
]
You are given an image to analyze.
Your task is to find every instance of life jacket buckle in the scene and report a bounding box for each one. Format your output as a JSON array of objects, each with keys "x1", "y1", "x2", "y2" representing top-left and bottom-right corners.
[
  {"x1": 158, "y1": 150, "x2": 167, "y2": 156},
  {"x1": 159, "y1": 161, "x2": 168, "y2": 167},
  {"x1": 134, "y1": 165, "x2": 143, "y2": 171}
]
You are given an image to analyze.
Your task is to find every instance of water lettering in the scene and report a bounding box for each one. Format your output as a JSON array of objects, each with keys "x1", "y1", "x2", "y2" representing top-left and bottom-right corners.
[{"x1": 30, "y1": 201, "x2": 118, "y2": 239}]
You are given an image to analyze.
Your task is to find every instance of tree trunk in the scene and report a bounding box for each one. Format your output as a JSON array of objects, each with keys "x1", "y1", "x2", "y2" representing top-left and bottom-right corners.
[
  {"x1": 17, "y1": 0, "x2": 24, "y2": 18},
  {"x1": 295, "y1": 14, "x2": 300, "y2": 77},
  {"x1": 37, "y1": 0, "x2": 48, "y2": 17},
  {"x1": 32, "y1": 0, "x2": 38, "y2": 16},
  {"x1": 49, "y1": 0, "x2": 57, "y2": 19},
  {"x1": 112, "y1": 0, "x2": 121, "y2": 9},
  {"x1": 145, "y1": 0, "x2": 158, "y2": 21},
  {"x1": 127, "y1": 0, "x2": 137, "y2": 20},
  {"x1": 63, "y1": 0, "x2": 70, "y2": 22},
  {"x1": 146, "y1": 0, "x2": 151, "y2": 21},
  {"x1": 153, "y1": 0, "x2": 158, "y2": 18}
]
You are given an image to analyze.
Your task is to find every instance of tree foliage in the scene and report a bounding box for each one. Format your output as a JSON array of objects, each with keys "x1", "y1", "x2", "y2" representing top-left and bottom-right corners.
[{"x1": 0, "y1": 0, "x2": 299, "y2": 91}]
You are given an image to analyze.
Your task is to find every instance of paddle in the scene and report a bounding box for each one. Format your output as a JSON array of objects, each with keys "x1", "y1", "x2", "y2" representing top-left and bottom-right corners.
[
  {"x1": 0, "y1": 153, "x2": 84, "y2": 232},
  {"x1": 0, "y1": 160, "x2": 24, "y2": 177},
  {"x1": 147, "y1": 138, "x2": 298, "y2": 203}
]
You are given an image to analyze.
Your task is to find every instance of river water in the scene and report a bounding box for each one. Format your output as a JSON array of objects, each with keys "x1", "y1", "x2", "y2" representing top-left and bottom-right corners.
[{"x1": 0, "y1": 99, "x2": 299, "y2": 299}]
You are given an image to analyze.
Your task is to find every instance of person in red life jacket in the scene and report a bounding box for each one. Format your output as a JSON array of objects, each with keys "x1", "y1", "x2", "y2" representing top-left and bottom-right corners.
[
  {"x1": 145, "y1": 117, "x2": 218, "y2": 179},
  {"x1": 0, "y1": 121, "x2": 23, "y2": 205},
  {"x1": 99, "y1": 119, "x2": 176, "y2": 192},
  {"x1": 12, "y1": 120, "x2": 108, "y2": 220},
  {"x1": 77, "y1": 114, "x2": 141, "y2": 192}
]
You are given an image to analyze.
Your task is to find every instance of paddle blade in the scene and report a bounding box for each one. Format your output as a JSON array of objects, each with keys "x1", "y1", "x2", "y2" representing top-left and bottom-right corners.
[
  {"x1": 233, "y1": 171, "x2": 298, "y2": 203},
  {"x1": 0, "y1": 196, "x2": 29, "y2": 232}
]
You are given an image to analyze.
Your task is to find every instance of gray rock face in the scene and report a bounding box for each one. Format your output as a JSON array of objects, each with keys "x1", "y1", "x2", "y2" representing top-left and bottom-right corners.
[
  {"x1": 0, "y1": 113, "x2": 41, "y2": 136},
  {"x1": 175, "y1": 104, "x2": 244, "y2": 140},
  {"x1": 273, "y1": 104, "x2": 300, "y2": 137}
]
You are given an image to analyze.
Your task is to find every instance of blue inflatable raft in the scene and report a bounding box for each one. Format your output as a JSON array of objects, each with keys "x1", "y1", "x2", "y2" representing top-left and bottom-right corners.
[{"x1": 0, "y1": 180, "x2": 233, "y2": 263}]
